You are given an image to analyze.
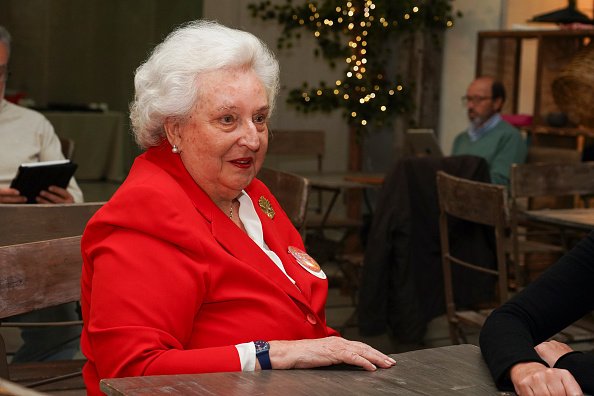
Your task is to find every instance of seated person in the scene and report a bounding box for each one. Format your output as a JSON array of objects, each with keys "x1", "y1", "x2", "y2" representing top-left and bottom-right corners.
[
  {"x1": 0, "y1": 25, "x2": 82, "y2": 204},
  {"x1": 480, "y1": 231, "x2": 594, "y2": 395},
  {"x1": 0, "y1": 25, "x2": 83, "y2": 362},
  {"x1": 80, "y1": 20, "x2": 395, "y2": 396},
  {"x1": 452, "y1": 76, "x2": 527, "y2": 186}
]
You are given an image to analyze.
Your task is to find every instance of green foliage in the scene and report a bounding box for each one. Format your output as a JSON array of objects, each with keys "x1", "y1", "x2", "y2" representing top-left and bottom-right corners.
[{"x1": 249, "y1": 0, "x2": 460, "y2": 132}]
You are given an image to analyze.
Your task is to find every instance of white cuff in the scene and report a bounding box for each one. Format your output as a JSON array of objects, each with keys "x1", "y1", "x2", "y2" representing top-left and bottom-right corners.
[{"x1": 235, "y1": 342, "x2": 256, "y2": 371}]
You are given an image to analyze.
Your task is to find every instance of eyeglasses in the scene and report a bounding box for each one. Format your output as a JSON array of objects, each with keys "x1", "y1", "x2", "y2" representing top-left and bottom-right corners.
[
  {"x1": 461, "y1": 95, "x2": 492, "y2": 105},
  {"x1": 0, "y1": 64, "x2": 8, "y2": 82}
]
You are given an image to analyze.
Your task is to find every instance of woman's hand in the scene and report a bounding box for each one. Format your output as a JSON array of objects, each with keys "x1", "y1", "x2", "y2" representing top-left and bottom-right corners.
[
  {"x1": 0, "y1": 187, "x2": 27, "y2": 203},
  {"x1": 36, "y1": 186, "x2": 75, "y2": 203},
  {"x1": 268, "y1": 336, "x2": 396, "y2": 371},
  {"x1": 535, "y1": 340, "x2": 574, "y2": 368},
  {"x1": 510, "y1": 361, "x2": 582, "y2": 396}
]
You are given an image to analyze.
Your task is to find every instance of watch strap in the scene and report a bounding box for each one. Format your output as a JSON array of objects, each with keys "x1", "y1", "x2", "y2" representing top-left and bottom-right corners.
[{"x1": 254, "y1": 340, "x2": 271, "y2": 370}]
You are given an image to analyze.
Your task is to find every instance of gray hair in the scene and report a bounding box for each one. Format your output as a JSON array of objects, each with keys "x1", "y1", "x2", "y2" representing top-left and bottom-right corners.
[
  {"x1": 0, "y1": 25, "x2": 12, "y2": 56},
  {"x1": 130, "y1": 20, "x2": 280, "y2": 149}
]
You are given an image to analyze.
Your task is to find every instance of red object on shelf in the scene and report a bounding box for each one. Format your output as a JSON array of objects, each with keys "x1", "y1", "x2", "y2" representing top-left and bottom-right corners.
[{"x1": 502, "y1": 113, "x2": 533, "y2": 127}]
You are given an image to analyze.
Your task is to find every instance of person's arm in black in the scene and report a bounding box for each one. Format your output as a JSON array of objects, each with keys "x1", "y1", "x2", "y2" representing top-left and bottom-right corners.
[{"x1": 480, "y1": 231, "x2": 594, "y2": 393}]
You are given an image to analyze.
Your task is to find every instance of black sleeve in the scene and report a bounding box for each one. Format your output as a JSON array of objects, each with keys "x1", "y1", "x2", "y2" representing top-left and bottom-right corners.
[
  {"x1": 555, "y1": 351, "x2": 594, "y2": 391},
  {"x1": 479, "y1": 231, "x2": 594, "y2": 392}
]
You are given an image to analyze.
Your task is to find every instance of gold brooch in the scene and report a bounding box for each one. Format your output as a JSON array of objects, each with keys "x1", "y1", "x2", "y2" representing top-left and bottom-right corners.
[{"x1": 258, "y1": 196, "x2": 275, "y2": 219}]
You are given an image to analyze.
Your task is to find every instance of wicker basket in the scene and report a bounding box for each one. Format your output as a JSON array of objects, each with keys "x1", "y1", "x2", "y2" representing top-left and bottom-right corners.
[{"x1": 552, "y1": 43, "x2": 594, "y2": 128}]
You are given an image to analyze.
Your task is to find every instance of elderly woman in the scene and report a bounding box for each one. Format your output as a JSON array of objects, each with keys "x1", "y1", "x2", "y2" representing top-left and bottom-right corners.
[{"x1": 80, "y1": 20, "x2": 395, "y2": 395}]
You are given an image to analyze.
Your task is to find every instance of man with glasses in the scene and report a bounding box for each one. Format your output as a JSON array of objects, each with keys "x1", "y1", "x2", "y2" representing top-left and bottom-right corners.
[
  {"x1": 452, "y1": 76, "x2": 527, "y2": 186},
  {"x1": 0, "y1": 25, "x2": 83, "y2": 362}
]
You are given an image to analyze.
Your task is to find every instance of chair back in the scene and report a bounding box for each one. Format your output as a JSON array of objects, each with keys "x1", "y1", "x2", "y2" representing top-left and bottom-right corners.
[
  {"x1": 510, "y1": 161, "x2": 594, "y2": 200},
  {"x1": 0, "y1": 203, "x2": 102, "y2": 387},
  {"x1": 436, "y1": 171, "x2": 509, "y2": 343},
  {"x1": 526, "y1": 146, "x2": 581, "y2": 165},
  {"x1": 509, "y1": 161, "x2": 594, "y2": 285},
  {"x1": 267, "y1": 129, "x2": 325, "y2": 172},
  {"x1": 0, "y1": 202, "x2": 104, "y2": 246},
  {"x1": 257, "y1": 168, "x2": 309, "y2": 234},
  {"x1": 0, "y1": 236, "x2": 82, "y2": 319}
]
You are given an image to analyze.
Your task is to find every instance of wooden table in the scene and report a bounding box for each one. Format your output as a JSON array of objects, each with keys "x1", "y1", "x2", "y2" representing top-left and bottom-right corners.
[
  {"x1": 524, "y1": 208, "x2": 594, "y2": 232},
  {"x1": 301, "y1": 172, "x2": 384, "y2": 228},
  {"x1": 100, "y1": 344, "x2": 509, "y2": 395},
  {"x1": 303, "y1": 172, "x2": 385, "y2": 190}
]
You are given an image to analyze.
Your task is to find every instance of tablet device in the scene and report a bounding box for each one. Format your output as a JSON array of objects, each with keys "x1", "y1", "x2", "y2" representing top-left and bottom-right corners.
[
  {"x1": 406, "y1": 129, "x2": 443, "y2": 158},
  {"x1": 10, "y1": 160, "x2": 78, "y2": 203}
]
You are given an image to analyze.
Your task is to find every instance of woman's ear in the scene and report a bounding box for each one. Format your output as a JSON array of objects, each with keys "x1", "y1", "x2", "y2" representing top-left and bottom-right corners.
[{"x1": 164, "y1": 118, "x2": 181, "y2": 149}]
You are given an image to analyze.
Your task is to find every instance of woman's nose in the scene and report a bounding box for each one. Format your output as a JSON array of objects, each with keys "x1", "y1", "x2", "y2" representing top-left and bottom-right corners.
[{"x1": 239, "y1": 122, "x2": 261, "y2": 150}]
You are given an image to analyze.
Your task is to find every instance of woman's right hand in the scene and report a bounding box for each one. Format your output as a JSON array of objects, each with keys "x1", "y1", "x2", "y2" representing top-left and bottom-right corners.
[
  {"x1": 268, "y1": 336, "x2": 396, "y2": 371},
  {"x1": 0, "y1": 187, "x2": 27, "y2": 203},
  {"x1": 510, "y1": 361, "x2": 583, "y2": 396}
]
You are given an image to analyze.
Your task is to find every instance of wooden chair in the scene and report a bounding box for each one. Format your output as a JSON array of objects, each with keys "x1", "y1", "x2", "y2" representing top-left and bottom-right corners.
[
  {"x1": 509, "y1": 162, "x2": 594, "y2": 285},
  {"x1": 0, "y1": 203, "x2": 103, "y2": 394},
  {"x1": 0, "y1": 202, "x2": 104, "y2": 246},
  {"x1": 266, "y1": 129, "x2": 355, "y2": 226},
  {"x1": 510, "y1": 162, "x2": 594, "y2": 343},
  {"x1": 0, "y1": 237, "x2": 85, "y2": 393},
  {"x1": 436, "y1": 171, "x2": 510, "y2": 344},
  {"x1": 58, "y1": 137, "x2": 75, "y2": 160},
  {"x1": 257, "y1": 167, "x2": 309, "y2": 235}
]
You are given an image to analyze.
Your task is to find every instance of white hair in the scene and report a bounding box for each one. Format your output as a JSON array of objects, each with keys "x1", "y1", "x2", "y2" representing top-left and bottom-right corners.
[{"x1": 130, "y1": 20, "x2": 280, "y2": 149}]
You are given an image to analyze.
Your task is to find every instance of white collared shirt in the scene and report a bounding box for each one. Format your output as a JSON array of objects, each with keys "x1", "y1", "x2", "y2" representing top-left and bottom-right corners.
[{"x1": 467, "y1": 113, "x2": 502, "y2": 142}]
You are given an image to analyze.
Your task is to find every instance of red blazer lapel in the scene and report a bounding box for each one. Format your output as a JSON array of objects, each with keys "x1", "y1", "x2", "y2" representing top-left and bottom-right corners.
[
  {"x1": 246, "y1": 181, "x2": 314, "y2": 303},
  {"x1": 210, "y1": 211, "x2": 309, "y2": 306}
]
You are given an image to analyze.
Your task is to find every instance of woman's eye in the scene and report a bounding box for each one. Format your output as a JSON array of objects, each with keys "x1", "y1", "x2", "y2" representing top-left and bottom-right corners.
[
  {"x1": 220, "y1": 115, "x2": 235, "y2": 124},
  {"x1": 253, "y1": 114, "x2": 266, "y2": 124}
]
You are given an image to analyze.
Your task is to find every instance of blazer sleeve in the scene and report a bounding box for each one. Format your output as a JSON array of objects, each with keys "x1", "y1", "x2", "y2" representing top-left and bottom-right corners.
[{"x1": 84, "y1": 221, "x2": 241, "y2": 380}]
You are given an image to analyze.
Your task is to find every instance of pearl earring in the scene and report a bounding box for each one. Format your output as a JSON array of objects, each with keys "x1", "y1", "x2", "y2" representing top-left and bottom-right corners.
[{"x1": 172, "y1": 144, "x2": 180, "y2": 154}]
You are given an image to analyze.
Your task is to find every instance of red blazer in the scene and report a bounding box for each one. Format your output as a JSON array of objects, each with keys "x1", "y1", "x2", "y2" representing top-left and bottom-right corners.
[{"x1": 80, "y1": 143, "x2": 338, "y2": 395}]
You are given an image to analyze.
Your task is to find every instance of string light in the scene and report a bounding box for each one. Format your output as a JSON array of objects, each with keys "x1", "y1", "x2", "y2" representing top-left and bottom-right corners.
[{"x1": 250, "y1": 0, "x2": 458, "y2": 132}]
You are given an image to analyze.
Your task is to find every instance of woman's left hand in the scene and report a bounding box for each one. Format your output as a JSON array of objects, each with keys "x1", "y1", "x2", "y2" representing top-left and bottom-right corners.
[
  {"x1": 535, "y1": 340, "x2": 575, "y2": 367},
  {"x1": 36, "y1": 185, "x2": 75, "y2": 204}
]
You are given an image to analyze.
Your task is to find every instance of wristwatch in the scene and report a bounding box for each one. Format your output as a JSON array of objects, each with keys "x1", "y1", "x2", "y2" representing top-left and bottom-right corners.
[{"x1": 254, "y1": 340, "x2": 271, "y2": 370}]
